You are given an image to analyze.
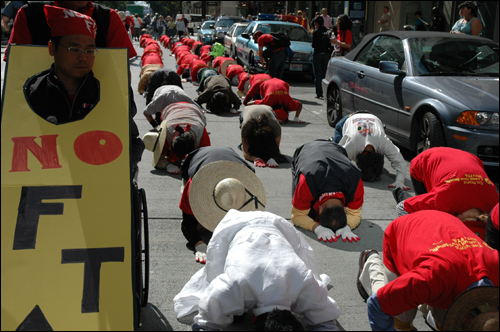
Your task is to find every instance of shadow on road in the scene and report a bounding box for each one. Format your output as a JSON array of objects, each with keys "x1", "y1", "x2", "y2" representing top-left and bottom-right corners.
[
  {"x1": 139, "y1": 304, "x2": 174, "y2": 331},
  {"x1": 295, "y1": 219, "x2": 385, "y2": 253}
]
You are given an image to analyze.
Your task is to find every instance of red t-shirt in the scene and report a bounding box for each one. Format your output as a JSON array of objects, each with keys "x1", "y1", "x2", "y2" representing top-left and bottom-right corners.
[
  {"x1": 337, "y1": 29, "x2": 353, "y2": 53},
  {"x1": 237, "y1": 72, "x2": 251, "y2": 92},
  {"x1": 253, "y1": 78, "x2": 300, "y2": 112},
  {"x1": 174, "y1": 46, "x2": 191, "y2": 57},
  {"x1": 178, "y1": 54, "x2": 199, "y2": 66},
  {"x1": 176, "y1": 63, "x2": 190, "y2": 75},
  {"x1": 180, "y1": 178, "x2": 194, "y2": 214},
  {"x1": 491, "y1": 203, "x2": 499, "y2": 230},
  {"x1": 141, "y1": 52, "x2": 163, "y2": 66},
  {"x1": 292, "y1": 173, "x2": 364, "y2": 214},
  {"x1": 243, "y1": 73, "x2": 271, "y2": 103},
  {"x1": 5, "y1": 1, "x2": 137, "y2": 61},
  {"x1": 200, "y1": 53, "x2": 212, "y2": 64},
  {"x1": 200, "y1": 45, "x2": 211, "y2": 55},
  {"x1": 191, "y1": 41, "x2": 203, "y2": 51},
  {"x1": 257, "y1": 34, "x2": 284, "y2": 52},
  {"x1": 190, "y1": 60, "x2": 208, "y2": 83},
  {"x1": 186, "y1": 39, "x2": 195, "y2": 48},
  {"x1": 172, "y1": 42, "x2": 184, "y2": 51},
  {"x1": 225, "y1": 64, "x2": 244, "y2": 80},
  {"x1": 404, "y1": 147, "x2": 498, "y2": 215},
  {"x1": 378, "y1": 210, "x2": 499, "y2": 316}
]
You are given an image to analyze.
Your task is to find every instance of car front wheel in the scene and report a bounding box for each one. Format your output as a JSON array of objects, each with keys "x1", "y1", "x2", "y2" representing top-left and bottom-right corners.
[
  {"x1": 327, "y1": 85, "x2": 342, "y2": 127},
  {"x1": 416, "y1": 112, "x2": 446, "y2": 154}
]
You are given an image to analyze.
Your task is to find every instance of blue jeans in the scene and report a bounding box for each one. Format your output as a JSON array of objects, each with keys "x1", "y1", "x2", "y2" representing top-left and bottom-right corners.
[
  {"x1": 333, "y1": 114, "x2": 350, "y2": 143},
  {"x1": 313, "y1": 53, "x2": 329, "y2": 97},
  {"x1": 268, "y1": 49, "x2": 288, "y2": 79}
]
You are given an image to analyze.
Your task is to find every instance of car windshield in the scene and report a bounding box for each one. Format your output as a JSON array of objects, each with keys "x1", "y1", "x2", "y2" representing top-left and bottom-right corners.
[
  {"x1": 201, "y1": 21, "x2": 215, "y2": 30},
  {"x1": 410, "y1": 37, "x2": 499, "y2": 76},
  {"x1": 234, "y1": 25, "x2": 246, "y2": 37},
  {"x1": 217, "y1": 19, "x2": 239, "y2": 28},
  {"x1": 254, "y1": 23, "x2": 311, "y2": 42}
]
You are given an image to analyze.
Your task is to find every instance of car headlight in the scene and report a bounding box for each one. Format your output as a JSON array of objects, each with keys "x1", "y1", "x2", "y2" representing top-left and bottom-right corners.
[{"x1": 457, "y1": 111, "x2": 499, "y2": 126}]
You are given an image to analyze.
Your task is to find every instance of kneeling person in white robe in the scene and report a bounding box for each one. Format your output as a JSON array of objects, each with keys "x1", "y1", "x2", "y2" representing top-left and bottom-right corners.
[{"x1": 173, "y1": 209, "x2": 341, "y2": 331}]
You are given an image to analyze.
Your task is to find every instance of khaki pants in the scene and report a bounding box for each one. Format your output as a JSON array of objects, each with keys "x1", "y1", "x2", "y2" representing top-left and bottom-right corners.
[{"x1": 358, "y1": 253, "x2": 445, "y2": 330}]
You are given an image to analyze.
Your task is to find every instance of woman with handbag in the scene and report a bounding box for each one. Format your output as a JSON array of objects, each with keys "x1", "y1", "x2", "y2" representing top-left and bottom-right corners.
[{"x1": 330, "y1": 14, "x2": 353, "y2": 57}]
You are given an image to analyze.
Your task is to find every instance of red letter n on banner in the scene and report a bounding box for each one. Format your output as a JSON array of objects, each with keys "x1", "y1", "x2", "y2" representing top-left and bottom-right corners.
[{"x1": 10, "y1": 135, "x2": 62, "y2": 172}]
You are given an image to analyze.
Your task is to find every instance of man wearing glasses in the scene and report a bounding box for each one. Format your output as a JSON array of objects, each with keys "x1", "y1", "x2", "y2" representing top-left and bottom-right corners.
[{"x1": 25, "y1": 5, "x2": 99, "y2": 124}]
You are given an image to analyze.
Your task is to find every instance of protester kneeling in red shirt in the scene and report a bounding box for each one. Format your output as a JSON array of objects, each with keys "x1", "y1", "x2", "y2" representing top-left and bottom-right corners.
[
  {"x1": 392, "y1": 147, "x2": 498, "y2": 224},
  {"x1": 357, "y1": 210, "x2": 499, "y2": 331},
  {"x1": 247, "y1": 78, "x2": 304, "y2": 124}
]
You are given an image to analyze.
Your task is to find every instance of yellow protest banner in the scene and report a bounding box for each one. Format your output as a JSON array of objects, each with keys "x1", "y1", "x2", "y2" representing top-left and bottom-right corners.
[{"x1": 1, "y1": 46, "x2": 135, "y2": 330}]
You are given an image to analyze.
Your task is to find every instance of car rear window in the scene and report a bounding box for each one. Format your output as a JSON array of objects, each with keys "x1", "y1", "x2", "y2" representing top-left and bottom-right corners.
[{"x1": 217, "y1": 19, "x2": 238, "y2": 28}]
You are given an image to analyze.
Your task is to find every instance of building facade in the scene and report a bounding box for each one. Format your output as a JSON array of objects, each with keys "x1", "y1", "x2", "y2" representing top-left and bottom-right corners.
[{"x1": 183, "y1": 1, "x2": 498, "y2": 42}]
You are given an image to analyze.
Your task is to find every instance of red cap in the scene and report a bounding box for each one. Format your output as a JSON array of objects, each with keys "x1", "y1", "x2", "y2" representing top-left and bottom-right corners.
[{"x1": 44, "y1": 5, "x2": 97, "y2": 39}]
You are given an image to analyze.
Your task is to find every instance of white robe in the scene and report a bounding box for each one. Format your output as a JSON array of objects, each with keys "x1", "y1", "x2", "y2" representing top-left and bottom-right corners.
[
  {"x1": 173, "y1": 210, "x2": 340, "y2": 330},
  {"x1": 339, "y1": 113, "x2": 406, "y2": 183}
]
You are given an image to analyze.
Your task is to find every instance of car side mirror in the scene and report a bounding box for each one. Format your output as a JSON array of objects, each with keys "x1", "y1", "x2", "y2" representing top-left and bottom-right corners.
[
  {"x1": 379, "y1": 61, "x2": 405, "y2": 76},
  {"x1": 197, "y1": 25, "x2": 201, "y2": 29},
  {"x1": 241, "y1": 33, "x2": 250, "y2": 39}
]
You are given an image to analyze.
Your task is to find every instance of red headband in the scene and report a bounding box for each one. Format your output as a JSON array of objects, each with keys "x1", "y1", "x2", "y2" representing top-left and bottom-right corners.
[{"x1": 44, "y1": 5, "x2": 97, "y2": 38}]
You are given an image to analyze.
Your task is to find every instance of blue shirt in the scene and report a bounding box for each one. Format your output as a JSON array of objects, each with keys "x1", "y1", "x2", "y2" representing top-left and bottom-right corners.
[
  {"x1": 1, "y1": 1, "x2": 24, "y2": 19},
  {"x1": 451, "y1": 17, "x2": 478, "y2": 35}
]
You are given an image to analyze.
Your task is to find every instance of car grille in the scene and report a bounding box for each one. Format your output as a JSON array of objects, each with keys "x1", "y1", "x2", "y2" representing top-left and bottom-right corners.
[
  {"x1": 292, "y1": 51, "x2": 310, "y2": 61},
  {"x1": 477, "y1": 145, "x2": 499, "y2": 163}
]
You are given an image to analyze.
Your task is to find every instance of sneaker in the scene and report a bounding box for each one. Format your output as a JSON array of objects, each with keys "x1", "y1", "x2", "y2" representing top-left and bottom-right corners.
[{"x1": 357, "y1": 249, "x2": 379, "y2": 302}]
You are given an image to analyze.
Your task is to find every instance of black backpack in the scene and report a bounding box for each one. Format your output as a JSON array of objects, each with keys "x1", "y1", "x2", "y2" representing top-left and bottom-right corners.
[
  {"x1": 24, "y1": 2, "x2": 110, "y2": 47},
  {"x1": 263, "y1": 32, "x2": 291, "y2": 60}
]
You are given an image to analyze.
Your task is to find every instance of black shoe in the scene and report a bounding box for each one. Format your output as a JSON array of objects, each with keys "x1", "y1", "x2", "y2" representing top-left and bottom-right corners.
[
  {"x1": 392, "y1": 187, "x2": 403, "y2": 204},
  {"x1": 357, "y1": 249, "x2": 379, "y2": 302}
]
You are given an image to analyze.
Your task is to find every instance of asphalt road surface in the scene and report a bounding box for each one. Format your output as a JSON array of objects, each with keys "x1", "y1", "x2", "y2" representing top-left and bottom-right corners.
[{"x1": 1, "y1": 34, "x2": 497, "y2": 331}]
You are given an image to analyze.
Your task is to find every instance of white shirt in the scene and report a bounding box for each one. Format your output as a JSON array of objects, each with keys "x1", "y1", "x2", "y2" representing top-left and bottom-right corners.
[
  {"x1": 173, "y1": 210, "x2": 340, "y2": 330},
  {"x1": 339, "y1": 113, "x2": 406, "y2": 183},
  {"x1": 144, "y1": 85, "x2": 195, "y2": 115}
]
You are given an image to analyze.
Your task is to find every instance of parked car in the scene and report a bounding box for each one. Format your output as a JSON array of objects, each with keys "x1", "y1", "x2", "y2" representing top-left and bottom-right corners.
[
  {"x1": 214, "y1": 15, "x2": 247, "y2": 44},
  {"x1": 322, "y1": 31, "x2": 499, "y2": 166},
  {"x1": 224, "y1": 22, "x2": 249, "y2": 59},
  {"x1": 235, "y1": 18, "x2": 313, "y2": 77},
  {"x1": 197, "y1": 20, "x2": 216, "y2": 45}
]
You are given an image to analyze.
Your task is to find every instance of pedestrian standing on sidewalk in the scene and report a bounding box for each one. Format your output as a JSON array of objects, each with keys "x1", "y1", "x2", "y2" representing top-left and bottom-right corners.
[
  {"x1": 450, "y1": 1, "x2": 482, "y2": 36},
  {"x1": 311, "y1": 16, "x2": 330, "y2": 100},
  {"x1": 155, "y1": 15, "x2": 166, "y2": 40},
  {"x1": 330, "y1": 14, "x2": 353, "y2": 56},
  {"x1": 176, "y1": 14, "x2": 187, "y2": 37},
  {"x1": 167, "y1": 16, "x2": 176, "y2": 38},
  {"x1": 133, "y1": 13, "x2": 142, "y2": 41},
  {"x1": 378, "y1": 6, "x2": 391, "y2": 31},
  {"x1": 321, "y1": 8, "x2": 333, "y2": 30}
]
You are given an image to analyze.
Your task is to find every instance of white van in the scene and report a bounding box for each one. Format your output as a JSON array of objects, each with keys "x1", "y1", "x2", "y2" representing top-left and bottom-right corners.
[{"x1": 175, "y1": 14, "x2": 203, "y2": 35}]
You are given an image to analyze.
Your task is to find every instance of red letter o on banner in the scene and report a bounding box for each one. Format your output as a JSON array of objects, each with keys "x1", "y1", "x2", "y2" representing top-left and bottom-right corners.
[{"x1": 74, "y1": 131, "x2": 123, "y2": 165}]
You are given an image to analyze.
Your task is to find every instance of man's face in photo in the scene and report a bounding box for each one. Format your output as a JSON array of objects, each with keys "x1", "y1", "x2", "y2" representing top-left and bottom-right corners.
[{"x1": 50, "y1": 34, "x2": 96, "y2": 80}]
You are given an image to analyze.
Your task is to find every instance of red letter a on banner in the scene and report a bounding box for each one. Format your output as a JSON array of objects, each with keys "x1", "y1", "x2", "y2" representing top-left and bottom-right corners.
[{"x1": 10, "y1": 135, "x2": 62, "y2": 172}]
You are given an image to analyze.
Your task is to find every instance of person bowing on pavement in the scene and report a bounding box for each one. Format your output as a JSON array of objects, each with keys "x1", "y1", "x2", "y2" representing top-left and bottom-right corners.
[{"x1": 291, "y1": 140, "x2": 364, "y2": 243}]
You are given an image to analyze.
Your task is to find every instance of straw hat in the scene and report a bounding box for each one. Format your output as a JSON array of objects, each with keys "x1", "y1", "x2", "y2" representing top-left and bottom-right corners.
[
  {"x1": 244, "y1": 80, "x2": 251, "y2": 94},
  {"x1": 220, "y1": 58, "x2": 237, "y2": 77},
  {"x1": 189, "y1": 161, "x2": 266, "y2": 232},
  {"x1": 142, "y1": 120, "x2": 169, "y2": 167},
  {"x1": 442, "y1": 286, "x2": 499, "y2": 331},
  {"x1": 118, "y1": 11, "x2": 126, "y2": 21}
]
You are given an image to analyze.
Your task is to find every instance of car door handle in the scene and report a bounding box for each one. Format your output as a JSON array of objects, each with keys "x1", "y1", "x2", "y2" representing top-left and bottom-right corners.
[{"x1": 357, "y1": 71, "x2": 365, "y2": 78}]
